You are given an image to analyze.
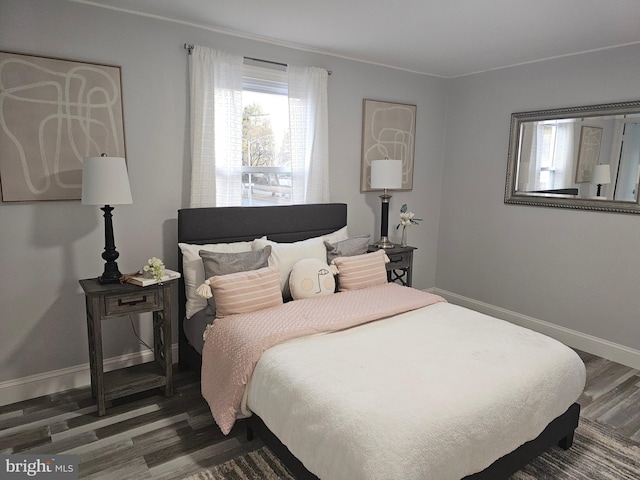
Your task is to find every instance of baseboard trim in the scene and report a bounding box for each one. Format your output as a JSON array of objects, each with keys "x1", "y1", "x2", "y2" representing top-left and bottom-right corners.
[
  {"x1": 0, "y1": 344, "x2": 179, "y2": 407},
  {"x1": 434, "y1": 288, "x2": 640, "y2": 370}
]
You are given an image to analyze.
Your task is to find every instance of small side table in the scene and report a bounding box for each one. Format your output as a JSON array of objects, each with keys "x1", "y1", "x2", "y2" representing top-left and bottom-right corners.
[
  {"x1": 79, "y1": 278, "x2": 176, "y2": 416},
  {"x1": 369, "y1": 244, "x2": 416, "y2": 287}
]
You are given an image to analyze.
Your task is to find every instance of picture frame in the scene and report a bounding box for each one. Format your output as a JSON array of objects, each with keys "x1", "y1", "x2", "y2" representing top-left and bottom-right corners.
[
  {"x1": 0, "y1": 51, "x2": 126, "y2": 202},
  {"x1": 575, "y1": 126, "x2": 603, "y2": 183},
  {"x1": 360, "y1": 99, "x2": 416, "y2": 192}
]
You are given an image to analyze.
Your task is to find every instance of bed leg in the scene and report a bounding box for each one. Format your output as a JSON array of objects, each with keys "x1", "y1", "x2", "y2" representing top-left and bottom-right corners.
[
  {"x1": 558, "y1": 432, "x2": 574, "y2": 450},
  {"x1": 247, "y1": 425, "x2": 254, "y2": 441}
]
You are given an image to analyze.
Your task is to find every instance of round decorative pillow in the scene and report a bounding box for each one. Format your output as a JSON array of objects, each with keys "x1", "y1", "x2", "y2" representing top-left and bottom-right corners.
[{"x1": 289, "y1": 258, "x2": 336, "y2": 300}]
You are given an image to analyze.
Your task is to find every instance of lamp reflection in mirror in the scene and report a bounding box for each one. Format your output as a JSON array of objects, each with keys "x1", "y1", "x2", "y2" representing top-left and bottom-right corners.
[
  {"x1": 592, "y1": 164, "x2": 611, "y2": 197},
  {"x1": 370, "y1": 159, "x2": 402, "y2": 249},
  {"x1": 82, "y1": 155, "x2": 133, "y2": 284}
]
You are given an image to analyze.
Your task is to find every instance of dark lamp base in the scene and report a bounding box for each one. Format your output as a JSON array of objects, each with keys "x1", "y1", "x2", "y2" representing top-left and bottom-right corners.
[
  {"x1": 98, "y1": 204, "x2": 123, "y2": 284},
  {"x1": 376, "y1": 192, "x2": 395, "y2": 250},
  {"x1": 98, "y1": 269, "x2": 122, "y2": 284}
]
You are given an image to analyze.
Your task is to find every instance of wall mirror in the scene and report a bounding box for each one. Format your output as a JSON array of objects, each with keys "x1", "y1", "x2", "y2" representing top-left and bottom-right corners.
[{"x1": 505, "y1": 100, "x2": 640, "y2": 214}]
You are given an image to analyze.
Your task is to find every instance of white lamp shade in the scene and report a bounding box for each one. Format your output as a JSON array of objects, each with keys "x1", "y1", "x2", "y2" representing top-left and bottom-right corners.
[
  {"x1": 81, "y1": 156, "x2": 133, "y2": 205},
  {"x1": 592, "y1": 164, "x2": 611, "y2": 185},
  {"x1": 370, "y1": 159, "x2": 403, "y2": 190}
]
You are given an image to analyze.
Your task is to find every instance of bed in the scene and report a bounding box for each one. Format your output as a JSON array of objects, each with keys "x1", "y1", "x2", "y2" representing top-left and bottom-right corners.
[{"x1": 177, "y1": 203, "x2": 585, "y2": 480}]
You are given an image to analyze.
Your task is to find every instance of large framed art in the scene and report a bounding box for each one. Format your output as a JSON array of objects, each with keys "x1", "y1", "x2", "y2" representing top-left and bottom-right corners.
[
  {"x1": 0, "y1": 51, "x2": 126, "y2": 202},
  {"x1": 360, "y1": 99, "x2": 416, "y2": 192},
  {"x1": 574, "y1": 125, "x2": 603, "y2": 184}
]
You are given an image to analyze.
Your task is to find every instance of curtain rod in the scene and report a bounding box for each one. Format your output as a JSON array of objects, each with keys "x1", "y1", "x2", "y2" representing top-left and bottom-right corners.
[{"x1": 183, "y1": 43, "x2": 331, "y2": 75}]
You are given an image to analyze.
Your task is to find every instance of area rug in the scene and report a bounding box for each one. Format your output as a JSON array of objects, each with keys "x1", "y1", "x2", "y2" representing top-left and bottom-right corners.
[
  {"x1": 184, "y1": 418, "x2": 640, "y2": 480},
  {"x1": 184, "y1": 446, "x2": 294, "y2": 480},
  {"x1": 509, "y1": 418, "x2": 640, "y2": 480}
]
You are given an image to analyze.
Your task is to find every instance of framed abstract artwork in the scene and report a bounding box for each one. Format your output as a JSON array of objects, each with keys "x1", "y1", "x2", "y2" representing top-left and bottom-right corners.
[
  {"x1": 0, "y1": 51, "x2": 126, "y2": 201},
  {"x1": 575, "y1": 126, "x2": 603, "y2": 183},
  {"x1": 360, "y1": 99, "x2": 416, "y2": 192}
]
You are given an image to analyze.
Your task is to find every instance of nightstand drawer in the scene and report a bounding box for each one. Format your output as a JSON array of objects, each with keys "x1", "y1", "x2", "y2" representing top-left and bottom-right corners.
[
  {"x1": 386, "y1": 252, "x2": 411, "y2": 269},
  {"x1": 104, "y1": 289, "x2": 162, "y2": 316}
]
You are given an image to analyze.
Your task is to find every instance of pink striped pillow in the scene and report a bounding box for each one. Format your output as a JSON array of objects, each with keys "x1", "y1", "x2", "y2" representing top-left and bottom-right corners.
[
  {"x1": 332, "y1": 249, "x2": 388, "y2": 291},
  {"x1": 209, "y1": 266, "x2": 283, "y2": 317}
]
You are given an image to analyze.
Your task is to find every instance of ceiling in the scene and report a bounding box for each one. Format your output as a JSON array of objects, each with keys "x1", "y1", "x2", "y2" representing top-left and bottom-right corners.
[{"x1": 74, "y1": 0, "x2": 640, "y2": 78}]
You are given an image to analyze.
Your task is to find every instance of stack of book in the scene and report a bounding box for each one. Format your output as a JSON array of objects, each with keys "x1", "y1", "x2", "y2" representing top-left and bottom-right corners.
[{"x1": 124, "y1": 269, "x2": 181, "y2": 287}]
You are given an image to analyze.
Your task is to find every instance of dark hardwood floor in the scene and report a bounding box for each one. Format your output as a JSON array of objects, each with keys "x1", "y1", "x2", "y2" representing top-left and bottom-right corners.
[{"x1": 1, "y1": 350, "x2": 638, "y2": 479}]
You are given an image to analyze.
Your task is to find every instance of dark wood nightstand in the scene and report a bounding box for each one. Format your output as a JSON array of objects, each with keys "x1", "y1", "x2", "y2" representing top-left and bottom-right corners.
[
  {"x1": 368, "y1": 244, "x2": 416, "y2": 287},
  {"x1": 79, "y1": 278, "x2": 176, "y2": 416}
]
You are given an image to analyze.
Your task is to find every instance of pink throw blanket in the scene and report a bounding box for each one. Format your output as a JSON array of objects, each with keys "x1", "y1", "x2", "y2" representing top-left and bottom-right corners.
[{"x1": 201, "y1": 283, "x2": 445, "y2": 434}]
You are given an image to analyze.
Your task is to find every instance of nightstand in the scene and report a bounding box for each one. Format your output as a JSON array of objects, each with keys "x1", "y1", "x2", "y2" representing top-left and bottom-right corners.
[
  {"x1": 368, "y1": 244, "x2": 416, "y2": 287},
  {"x1": 79, "y1": 278, "x2": 176, "y2": 416}
]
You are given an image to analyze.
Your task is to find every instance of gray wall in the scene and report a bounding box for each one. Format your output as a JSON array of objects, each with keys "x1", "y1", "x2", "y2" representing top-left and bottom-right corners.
[
  {"x1": 438, "y1": 44, "x2": 640, "y2": 352},
  {"x1": 2, "y1": 0, "x2": 638, "y2": 402},
  {"x1": 0, "y1": 0, "x2": 447, "y2": 390}
]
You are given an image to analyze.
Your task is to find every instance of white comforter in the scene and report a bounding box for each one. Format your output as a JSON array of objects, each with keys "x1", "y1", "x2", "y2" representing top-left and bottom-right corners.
[{"x1": 245, "y1": 302, "x2": 586, "y2": 480}]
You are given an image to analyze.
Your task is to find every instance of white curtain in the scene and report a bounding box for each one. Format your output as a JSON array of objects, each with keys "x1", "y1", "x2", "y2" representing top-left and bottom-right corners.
[
  {"x1": 519, "y1": 122, "x2": 538, "y2": 191},
  {"x1": 550, "y1": 120, "x2": 575, "y2": 189},
  {"x1": 189, "y1": 47, "x2": 329, "y2": 206},
  {"x1": 189, "y1": 46, "x2": 243, "y2": 207},
  {"x1": 287, "y1": 66, "x2": 330, "y2": 203}
]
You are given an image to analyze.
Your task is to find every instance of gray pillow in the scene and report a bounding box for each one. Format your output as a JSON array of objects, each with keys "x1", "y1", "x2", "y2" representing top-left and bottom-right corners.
[
  {"x1": 199, "y1": 246, "x2": 272, "y2": 315},
  {"x1": 324, "y1": 235, "x2": 370, "y2": 263}
]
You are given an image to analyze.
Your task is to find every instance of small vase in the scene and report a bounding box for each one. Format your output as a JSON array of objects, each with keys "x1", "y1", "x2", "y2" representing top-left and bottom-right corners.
[{"x1": 401, "y1": 226, "x2": 408, "y2": 247}]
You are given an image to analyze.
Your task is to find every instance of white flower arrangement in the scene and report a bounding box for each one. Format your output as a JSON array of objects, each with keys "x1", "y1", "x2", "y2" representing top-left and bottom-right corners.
[
  {"x1": 143, "y1": 257, "x2": 165, "y2": 283},
  {"x1": 396, "y1": 203, "x2": 422, "y2": 246},
  {"x1": 396, "y1": 203, "x2": 422, "y2": 229}
]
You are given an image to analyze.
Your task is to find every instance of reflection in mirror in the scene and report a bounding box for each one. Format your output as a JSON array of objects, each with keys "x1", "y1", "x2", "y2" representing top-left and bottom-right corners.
[{"x1": 505, "y1": 101, "x2": 640, "y2": 214}]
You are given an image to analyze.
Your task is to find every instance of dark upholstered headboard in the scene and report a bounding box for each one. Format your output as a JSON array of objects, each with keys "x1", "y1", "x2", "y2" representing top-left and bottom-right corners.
[
  {"x1": 176, "y1": 203, "x2": 347, "y2": 371},
  {"x1": 178, "y1": 203, "x2": 347, "y2": 245}
]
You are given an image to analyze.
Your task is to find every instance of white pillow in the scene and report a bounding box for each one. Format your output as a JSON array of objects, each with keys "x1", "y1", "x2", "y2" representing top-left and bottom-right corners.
[
  {"x1": 289, "y1": 258, "x2": 336, "y2": 300},
  {"x1": 253, "y1": 236, "x2": 327, "y2": 296},
  {"x1": 179, "y1": 241, "x2": 253, "y2": 318},
  {"x1": 322, "y1": 225, "x2": 349, "y2": 244}
]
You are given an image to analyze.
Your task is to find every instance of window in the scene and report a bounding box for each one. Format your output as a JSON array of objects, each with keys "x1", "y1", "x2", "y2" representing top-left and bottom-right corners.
[
  {"x1": 188, "y1": 46, "x2": 329, "y2": 207},
  {"x1": 535, "y1": 119, "x2": 574, "y2": 191},
  {"x1": 241, "y1": 64, "x2": 291, "y2": 206},
  {"x1": 538, "y1": 124, "x2": 557, "y2": 189}
]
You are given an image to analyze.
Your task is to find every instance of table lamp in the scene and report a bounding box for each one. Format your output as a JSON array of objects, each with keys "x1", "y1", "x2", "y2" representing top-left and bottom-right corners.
[
  {"x1": 82, "y1": 155, "x2": 133, "y2": 284},
  {"x1": 370, "y1": 159, "x2": 403, "y2": 248},
  {"x1": 592, "y1": 164, "x2": 610, "y2": 197}
]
